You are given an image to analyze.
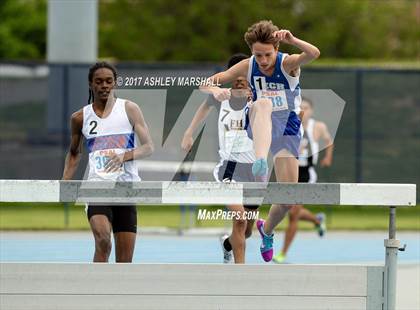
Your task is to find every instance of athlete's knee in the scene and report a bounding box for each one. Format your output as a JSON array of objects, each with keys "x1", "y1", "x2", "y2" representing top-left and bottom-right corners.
[
  {"x1": 283, "y1": 204, "x2": 295, "y2": 210},
  {"x1": 245, "y1": 227, "x2": 253, "y2": 238},
  {"x1": 234, "y1": 217, "x2": 247, "y2": 227},
  {"x1": 270, "y1": 204, "x2": 291, "y2": 219},
  {"x1": 289, "y1": 210, "x2": 300, "y2": 222},
  {"x1": 95, "y1": 233, "x2": 112, "y2": 255},
  {"x1": 289, "y1": 205, "x2": 301, "y2": 221},
  {"x1": 273, "y1": 204, "x2": 293, "y2": 211},
  {"x1": 232, "y1": 217, "x2": 247, "y2": 231},
  {"x1": 244, "y1": 218, "x2": 255, "y2": 238}
]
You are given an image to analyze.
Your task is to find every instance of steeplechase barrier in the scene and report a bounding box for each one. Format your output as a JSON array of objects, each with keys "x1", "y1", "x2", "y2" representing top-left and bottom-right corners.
[{"x1": 0, "y1": 180, "x2": 416, "y2": 310}]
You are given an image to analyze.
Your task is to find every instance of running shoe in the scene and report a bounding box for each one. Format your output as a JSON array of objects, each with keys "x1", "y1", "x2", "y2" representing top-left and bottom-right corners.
[
  {"x1": 256, "y1": 219, "x2": 273, "y2": 262},
  {"x1": 219, "y1": 234, "x2": 233, "y2": 264},
  {"x1": 272, "y1": 252, "x2": 286, "y2": 264},
  {"x1": 252, "y1": 158, "x2": 268, "y2": 177},
  {"x1": 315, "y1": 212, "x2": 326, "y2": 237}
]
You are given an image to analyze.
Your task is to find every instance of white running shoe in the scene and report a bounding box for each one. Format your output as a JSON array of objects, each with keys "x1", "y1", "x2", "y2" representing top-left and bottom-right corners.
[{"x1": 219, "y1": 234, "x2": 233, "y2": 264}]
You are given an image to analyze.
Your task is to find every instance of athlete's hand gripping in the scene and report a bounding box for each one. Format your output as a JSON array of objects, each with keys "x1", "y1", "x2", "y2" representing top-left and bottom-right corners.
[
  {"x1": 272, "y1": 29, "x2": 296, "y2": 45},
  {"x1": 213, "y1": 87, "x2": 231, "y2": 102}
]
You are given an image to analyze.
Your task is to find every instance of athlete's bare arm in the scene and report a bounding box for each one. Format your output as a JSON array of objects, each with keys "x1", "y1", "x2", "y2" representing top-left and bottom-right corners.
[
  {"x1": 274, "y1": 30, "x2": 320, "y2": 75},
  {"x1": 105, "y1": 101, "x2": 154, "y2": 172},
  {"x1": 200, "y1": 59, "x2": 249, "y2": 102},
  {"x1": 125, "y1": 101, "x2": 154, "y2": 160},
  {"x1": 181, "y1": 101, "x2": 214, "y2": 152},
  {"x1": 62, "y1": 109, "x2": 83, "y2": 180},
  {"x1": 316, "y1": 121, "x2": 334, "y2": 167}
]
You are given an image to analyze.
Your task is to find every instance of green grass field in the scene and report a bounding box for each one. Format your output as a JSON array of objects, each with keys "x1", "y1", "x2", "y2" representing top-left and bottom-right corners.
[{"x1": 0, "y1": 203, "x2": 419, "y2": 231}]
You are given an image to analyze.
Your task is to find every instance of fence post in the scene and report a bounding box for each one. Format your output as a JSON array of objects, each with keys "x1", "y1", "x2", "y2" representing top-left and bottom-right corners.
[{"x1": 355, "y1": 70, "x2": 363, "y2": 183}]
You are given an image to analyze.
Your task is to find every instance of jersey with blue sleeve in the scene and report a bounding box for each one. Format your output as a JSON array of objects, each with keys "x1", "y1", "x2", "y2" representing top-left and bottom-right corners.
[{"x1": 247, "y1": 52, "x2": 301, "y2": 117}]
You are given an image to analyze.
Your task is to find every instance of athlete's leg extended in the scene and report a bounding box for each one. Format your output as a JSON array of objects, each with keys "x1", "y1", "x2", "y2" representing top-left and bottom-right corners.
[
  {"x1": 299, "y1": 207, "x2": 326, "y2": 237},
  {"x1": 263, "y1": 152, "x2": 299, "y2": 235},
  {"x1": 249, "y1": 98, "x2": 272, "y2": 176},
  {"x1": 114, "y1": 232, "x2": 136, "y2": 262},
  {"x1": 256, "y1": 151, "x2": 298, "y2": 262},
  {"x1": 299, "y1": 208, "x2": 320, "y2": 224},
  {"x1": 89, "y1": 215, "x2": 112, "y2": 262},
  {"x1": 281, "y1": 204, "x2": 302, "y2": 256},
  {"x1": 244, "y1": 207, "x2": 259, "y2": 239},
  {"x1": 274, "y1": 206, "x2": 321, "y2": 263},
  {"x1": 227, "y1": 204, "x2": 247, "y2": 264}
]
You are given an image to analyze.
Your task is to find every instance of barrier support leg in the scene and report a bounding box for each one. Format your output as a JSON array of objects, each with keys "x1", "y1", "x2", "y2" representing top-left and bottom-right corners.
[{"x1": 384, "y1": 206, "x2": 400, "y2": 310}]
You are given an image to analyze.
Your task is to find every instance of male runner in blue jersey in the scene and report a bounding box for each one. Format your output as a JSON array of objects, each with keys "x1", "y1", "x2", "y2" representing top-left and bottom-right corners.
[{"x1": 200, "y1": 20, "x2": 320, "y2": 262}]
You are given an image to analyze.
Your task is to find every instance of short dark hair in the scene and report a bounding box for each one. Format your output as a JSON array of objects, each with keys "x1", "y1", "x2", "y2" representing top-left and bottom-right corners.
[
  {"x1": 227, "y1": 53, "x2": 248, "y2": 69},
  {"x1": 87, "y1": 61, "x2": 118, "y2": 104}
]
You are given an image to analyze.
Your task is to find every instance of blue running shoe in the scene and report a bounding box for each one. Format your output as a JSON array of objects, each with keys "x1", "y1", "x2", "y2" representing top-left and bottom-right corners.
[
  {"x1": 256, "y1": 219, "x2": 274, "y2": 262},
  {"x1": 315, "y1": 213, "x2": 327, "y2": 237},
  {"x1": 252, "y1": 158, "x2": 268, "y2": 177}
]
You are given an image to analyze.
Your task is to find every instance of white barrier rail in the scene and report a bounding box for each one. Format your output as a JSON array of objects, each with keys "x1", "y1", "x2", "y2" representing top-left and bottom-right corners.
[
  {"x1": 0, "y1": 263, "x2": 384, "y2": 310},
  {"x1": 0, "y1": 180, "x2": 416, "y2": 310},
  {"x1": 0, "y1": 180, "x2": 416, "y2": 206}
]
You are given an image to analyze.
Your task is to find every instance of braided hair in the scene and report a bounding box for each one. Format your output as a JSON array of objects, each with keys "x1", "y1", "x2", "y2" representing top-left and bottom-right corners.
[{"x1": 87, "y1": 61, "x2": 117, "y2": 104}]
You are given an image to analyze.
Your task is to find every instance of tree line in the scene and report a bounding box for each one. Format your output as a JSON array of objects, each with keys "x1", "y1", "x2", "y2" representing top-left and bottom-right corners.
[{"x1": 1, "y1": 0, "x2": 419, "y2": 61}]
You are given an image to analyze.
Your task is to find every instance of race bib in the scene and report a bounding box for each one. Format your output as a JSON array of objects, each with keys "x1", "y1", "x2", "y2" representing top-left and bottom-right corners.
[
  {"x1": 259, "y1": 90, "x2": 288, "y2": 111},
  {"x1": 225, "y1": 130, "x2": 253, "y2": 153},
  {"x1": 92, "y1": 149, "x2": 124, "y2": 179},
  {"x1": 253, "y1": 77, "x2": 288, "y2": 112}
]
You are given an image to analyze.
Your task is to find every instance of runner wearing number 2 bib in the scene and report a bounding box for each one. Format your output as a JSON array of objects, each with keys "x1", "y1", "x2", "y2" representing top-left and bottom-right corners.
[
  {"x1": 62, "y1": 62, "x2": 154, "y2": 263},
  {"x1": 200, "y1": 20, "x2": 320, "y2": 262}
]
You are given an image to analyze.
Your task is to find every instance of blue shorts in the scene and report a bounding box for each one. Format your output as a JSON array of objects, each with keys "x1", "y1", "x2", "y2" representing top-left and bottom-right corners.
[{"x1": 245, "y1": 109, "x2": 302, "y2": 158}]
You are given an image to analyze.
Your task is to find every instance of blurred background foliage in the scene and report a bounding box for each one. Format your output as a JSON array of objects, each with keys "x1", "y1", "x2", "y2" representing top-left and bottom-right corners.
[{"x1": 1, "y1": 0, "x2": 419, "y2": 62}]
